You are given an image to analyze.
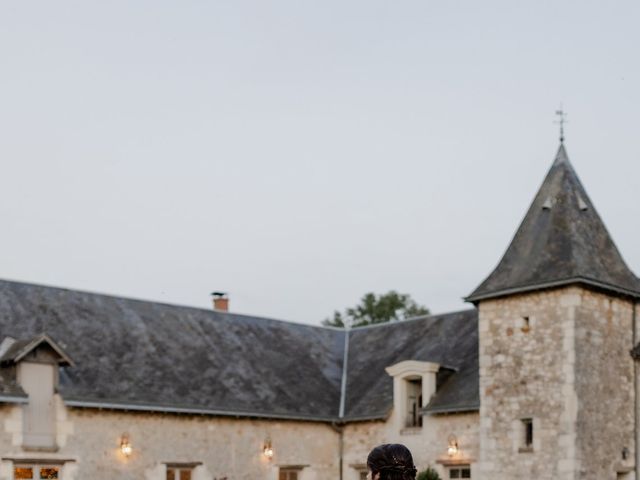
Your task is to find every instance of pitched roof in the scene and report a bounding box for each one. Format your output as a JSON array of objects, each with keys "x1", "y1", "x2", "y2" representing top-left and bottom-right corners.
[
  {"x1": 344, "y1": 309, "x2": 478, "y2": 419},
  {"x1": 0, "y1": 279, "x2": 479, "y2": 421},
  {"x1": 0, "y1": 334, "x2": 74, "y2": 366},
  {"x1": 467, "y1": 144, "x2": 640, "y2": 303},
  {"x1": 0, "y1": 369, "x2": 26, "y2": 401}
]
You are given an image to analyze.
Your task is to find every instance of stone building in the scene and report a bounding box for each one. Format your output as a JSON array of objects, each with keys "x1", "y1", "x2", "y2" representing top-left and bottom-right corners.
[{"x1": 0, "y1": 142, "x2": 638, "y2": 480}]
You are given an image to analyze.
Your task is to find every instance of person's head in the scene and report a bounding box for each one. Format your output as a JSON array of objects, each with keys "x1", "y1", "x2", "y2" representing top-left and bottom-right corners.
[{"x1": 366, "y1": 444, "x2": 417, "y2": 480}]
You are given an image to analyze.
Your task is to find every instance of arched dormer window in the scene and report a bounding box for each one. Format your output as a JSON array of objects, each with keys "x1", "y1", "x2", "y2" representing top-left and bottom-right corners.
[{"x1": 385, "y1": 360, "x2": 440, "y2": 431}]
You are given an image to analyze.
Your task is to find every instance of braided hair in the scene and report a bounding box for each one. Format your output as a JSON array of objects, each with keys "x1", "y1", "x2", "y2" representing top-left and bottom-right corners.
[{"x1": 366, "y1": 444, "x2": 417, "y2": 480}]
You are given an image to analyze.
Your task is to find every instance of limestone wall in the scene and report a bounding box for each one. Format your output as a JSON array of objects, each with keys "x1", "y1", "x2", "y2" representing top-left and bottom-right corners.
[
  {"x1": 477, "y1": 288, "x2": 580, "y2": 480},
  {"x1": 0, "y1": 405, "x2": 341, "y2": 480},
  {"x1": 574, "y1": 290, "x2": 635, "y2": 479},
  {"x1": 477, "y1": 286, "x2": 637, "y2": 480},
  {"x1": 0, "y1": 399, "x2": 479, "y2": 480}
]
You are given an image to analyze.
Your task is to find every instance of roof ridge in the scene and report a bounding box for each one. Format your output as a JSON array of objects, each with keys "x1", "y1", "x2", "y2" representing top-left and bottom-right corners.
[
  {"x1": 346, "y1": 308, "x2": 476, "y2": 331},
  {"x1": 0, "y1": 277, "x2": 344, "y2": 332}
]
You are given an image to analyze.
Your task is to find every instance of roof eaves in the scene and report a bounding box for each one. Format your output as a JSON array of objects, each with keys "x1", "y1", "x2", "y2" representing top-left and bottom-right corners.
[
  {"x1": 63, "y1": 399, "x2": 340, "y2": 423},
  {"x1": 422, "y1": 403, "x2": 480, "y2": 415},
  {"x1": 466, "y1": 277, "x2": 640, "y2": 304},
  {"x1": 0, "y1": 394, "x2": 28, "y2": 404},
  {"x1": 339, "y1": 413, "x2": 390, "y2": 423}
]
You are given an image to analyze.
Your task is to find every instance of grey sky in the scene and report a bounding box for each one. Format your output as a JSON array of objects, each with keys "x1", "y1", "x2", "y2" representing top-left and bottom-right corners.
[{"x1": 1, "y1": 1, "x2": 639, "y2": 324}]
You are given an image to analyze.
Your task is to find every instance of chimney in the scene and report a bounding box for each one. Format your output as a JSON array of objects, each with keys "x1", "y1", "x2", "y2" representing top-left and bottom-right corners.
[{"x1": 211, "y1": 292, "x2": 229, "y2": 312}]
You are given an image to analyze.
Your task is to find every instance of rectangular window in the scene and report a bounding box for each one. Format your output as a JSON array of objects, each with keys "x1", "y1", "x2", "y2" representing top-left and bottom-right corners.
[
  {"x1": 14, "y1": 465, "x2": 60, "y2": 479},
  {"x1": 522, "y1": 418, "x2": 533, "y2": 448},
  {"x1": 167, "y1": 467, "x2": 192, "y2": 480},
  {"x1": 14, "y1": 468, "x2": 33, "y2": 480},
  {"x1": 279, "y1": 469, "x2": 299, "y2": 480},
  {"x1": 448, "y1": 465, "x2": 471, "y2": 478},
  {"x1": 405, "y1": 378, "x2": 423, "y2": 427}
]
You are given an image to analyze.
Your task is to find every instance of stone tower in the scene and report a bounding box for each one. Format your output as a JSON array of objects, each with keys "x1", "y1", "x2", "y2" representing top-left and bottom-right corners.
[{"x1": 467, "y1": 144, "x2": 640, "y2": 480}]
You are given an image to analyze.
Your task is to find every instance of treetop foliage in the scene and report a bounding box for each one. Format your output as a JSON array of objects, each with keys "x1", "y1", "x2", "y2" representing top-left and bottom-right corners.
[{"x1": 322, "y1": 291, "x2": 429, "y2": 329}]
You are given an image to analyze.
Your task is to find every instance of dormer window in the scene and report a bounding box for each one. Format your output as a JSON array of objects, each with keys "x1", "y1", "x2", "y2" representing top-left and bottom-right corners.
[
  {"x1": 385, "y1": 360, "x2": 440, "y2": 431},
  {"x1": 0, "y1": 334, "x2": 73, "y2": 451}
]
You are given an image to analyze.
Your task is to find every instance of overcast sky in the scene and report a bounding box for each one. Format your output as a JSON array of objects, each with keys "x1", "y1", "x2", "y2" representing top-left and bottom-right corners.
[{"x1": 1, "y1": 1, "x2": 639, "y2": 325}]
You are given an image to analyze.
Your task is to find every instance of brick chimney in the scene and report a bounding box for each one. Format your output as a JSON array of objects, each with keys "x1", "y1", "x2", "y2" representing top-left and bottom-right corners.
[{"x1": 211, "y1": 292, "x2": 229, "y2": 312}]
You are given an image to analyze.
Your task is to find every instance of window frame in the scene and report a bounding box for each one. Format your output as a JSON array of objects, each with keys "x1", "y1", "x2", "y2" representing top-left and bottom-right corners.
[
  {"x1": 385, "y1": 360, "x2": 439, "y2": 433},
  {"x1": 14, "y1": 463, "x2": 62, "y2": 479},
  {"x1": 447, "y1": 464, "x2": 471, "y2": 479},
  {"x1": 405, "y1": 377, "x2": 423, "y2": 428},
  {"x1": 164, "y1": 461, "x2": 202, "y2": 480},
  {"x1": 519, "y1": 417, "x2": 534, "y2": 452},
  {"x1": 166, "y1": 466, "x2": 192, "y2": 480},
  {"x1": 279, "y1": 467, "x2": 303, "y2": 480}
]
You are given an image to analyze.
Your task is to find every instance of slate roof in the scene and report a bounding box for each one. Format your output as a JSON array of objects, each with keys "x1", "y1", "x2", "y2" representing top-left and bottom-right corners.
[
  {"x1": 344, "y1": 310, "x2": 479, "y2": 419},
  {"x1": 467, "y1": 144, "x2": 640, "y2": 303},
  {"x1": 0, "y1": 279, "x2": 479, "y2": 422},
  {"x1": 0, "y1": 369, "x2": 25, "y2": 400}
]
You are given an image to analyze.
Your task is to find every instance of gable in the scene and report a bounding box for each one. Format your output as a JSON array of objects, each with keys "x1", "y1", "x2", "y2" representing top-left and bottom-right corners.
[{"x1": 0, "y1": 334, "x2": 73, "y2": 366}]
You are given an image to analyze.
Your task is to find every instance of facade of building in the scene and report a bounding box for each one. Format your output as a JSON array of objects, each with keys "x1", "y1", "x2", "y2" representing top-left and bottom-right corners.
[{"x1": 0, "y1": 143, "x2": 638, "y2": 480}]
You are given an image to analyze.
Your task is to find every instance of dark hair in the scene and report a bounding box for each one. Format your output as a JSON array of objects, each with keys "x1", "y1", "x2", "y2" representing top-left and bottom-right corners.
[{"x1": 367, "y1": 444, "x2": 417, "y2": 480}]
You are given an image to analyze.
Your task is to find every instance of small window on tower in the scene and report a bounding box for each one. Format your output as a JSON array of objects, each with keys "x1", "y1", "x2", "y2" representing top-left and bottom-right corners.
[{"x1": 520, "y1": 418, "x2": 533, "y2": 452}]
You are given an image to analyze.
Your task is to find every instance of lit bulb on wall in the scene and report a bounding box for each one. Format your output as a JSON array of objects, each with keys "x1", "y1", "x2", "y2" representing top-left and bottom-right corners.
[
  {"x1": 447, "y1": 434, "x2": 458, "y2": 457},
  {"x1": 120, "y1": 434, "x2": 133, "y2": 457},
  {"x1": 263, "y1": 438, "x2": 274, "y2": 459}
]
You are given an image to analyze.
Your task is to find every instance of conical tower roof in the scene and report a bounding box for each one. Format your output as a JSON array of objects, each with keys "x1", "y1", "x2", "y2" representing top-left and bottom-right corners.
[{"x1": 467, "y1": 144, "x2": 640, "y2": 303}]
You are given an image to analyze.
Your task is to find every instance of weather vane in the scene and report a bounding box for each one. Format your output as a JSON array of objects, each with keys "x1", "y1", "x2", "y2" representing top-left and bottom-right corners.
[{"x1": 555, "y1": 107, "x2": 568, "y2": 143}]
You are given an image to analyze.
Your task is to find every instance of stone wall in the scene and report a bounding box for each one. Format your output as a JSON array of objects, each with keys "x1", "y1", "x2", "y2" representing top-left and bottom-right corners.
[
  {"x1": 0, "y1": 405, "x2": 341, "y2": 480},
  {"x1": 477, "y1": 288, "x2": 579, "y2": 480},
  {"x1": 574, "y1": 290, "x2": 635, "y2": 479},
  {"x1": 0, "y1": 399, "x2": 479, "y2": 480},
  {"x1": 477, "y1": 286, "x2": 637, "y2": 480}
]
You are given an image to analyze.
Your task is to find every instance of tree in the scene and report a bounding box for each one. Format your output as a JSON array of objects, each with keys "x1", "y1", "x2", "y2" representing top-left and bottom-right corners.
[
  {"x1": 322, "y1": 291, "x2": 429, "y2": 328},
  {"x1": 417, "y1": 467, "x2": 441, "y2": 480}
]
